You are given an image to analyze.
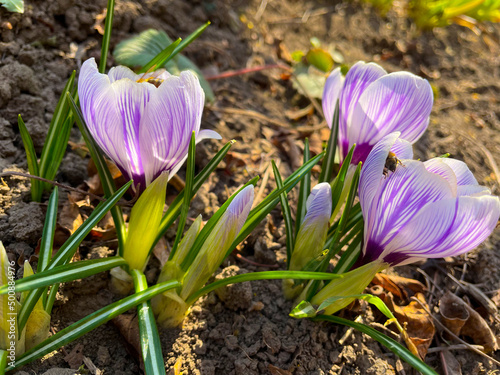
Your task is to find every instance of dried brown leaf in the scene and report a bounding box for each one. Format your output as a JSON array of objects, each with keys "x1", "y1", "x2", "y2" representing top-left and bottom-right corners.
[{"x1": 64, "y1": 343, "x2": 84, "y2": 369}]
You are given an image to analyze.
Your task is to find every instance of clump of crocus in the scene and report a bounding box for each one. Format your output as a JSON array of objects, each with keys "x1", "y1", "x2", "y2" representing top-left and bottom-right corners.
[
  {"x1": 78, "y1": 58, "x2": 220, "y2": 191},
  {"x1": 322, "y1": 61, "x2": 433, "y2": 165},
  {"x1": 283, "y1": 183, "x2": 332, "y2": 299},
  {"x1": 154, "y1": 186, "x2": 254, "y2": 327},
  {"x1": 311, "y1": 132, "x2": 500, "y2": 314}
]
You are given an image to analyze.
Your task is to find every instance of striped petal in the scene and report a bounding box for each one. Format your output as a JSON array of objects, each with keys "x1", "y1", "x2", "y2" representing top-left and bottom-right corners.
[
  {"x1": 424, "y1": 158, "x2": 458, "y2": 196},
  {"x1": 139, "y1": 71, "x2": 206, "y2": 186},
  {"x1": 108, "y1": 65, "x2": 139, "y2": 82},
  {"x1": 440, "y1": 158, "x2": 478, "y2": 186},
  {"x1": 79, "y1": 59, "x2": 134, "y2": 183},
  {"x1": 382, "y1": 195, "x2": 500, "y2": 265},
  {"x1": 322, "y1": 67, "x2": 344, "y2": 128},
  {"x1": 340, "y1": 62, "x2": 386, "y2": 158},
  {"x1": 362, "y1": 160, "x2": 454, "y2": 263},
  {"x1": 349, "y1": 72, "x2": 433, "y2": 148},
  {"x1": 359, "y1": 132, "x2": 400, "y2": 217}
]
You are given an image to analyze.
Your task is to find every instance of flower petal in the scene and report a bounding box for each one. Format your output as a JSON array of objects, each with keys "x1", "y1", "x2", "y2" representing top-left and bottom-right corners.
[
  {"x1": 457, "y1": 185, "x2": 491, "y2": 197},
  {"x1": 390, "y1": 138, "x2": 413, "y2": 160},
  {"x1": 363, "y1": 160, "x2": 454, "y2": 262},
  {"x1": 322, "y1": 67, "x2": 344, "y2": 128},
  {"x1": 79, "y1": 59, "x2": 136, "y2": 183},
  {"x1": 424, "y1": 158, "x2": 458, "y2": 196},
  {"x1": 139, "y1": 71, "x2": 205, "y2": 185},
  {"x1": 350, "y1": 71, "x2": 433, "y2": 147},
  {"x1": 440, "y1": 158, "x2": 478, "y2": 186},
  {"x1": 359, "y1": 132, "x2": 400, "y2": 217},
  {"x1": 382, "y1": 195, "x2": 500, "y2": 264},
  {"x1": 340, "y1": 62, "x2": 386, "y2": 157},
  {"x1": 108, "y1": 65, "x2": 140, "y2": 82}
]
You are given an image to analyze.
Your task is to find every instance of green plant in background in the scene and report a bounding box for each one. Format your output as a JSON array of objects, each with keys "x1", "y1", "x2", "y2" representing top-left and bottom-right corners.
[{"x1": 0, "y1": 0, "x2": 23, "y2": 13}]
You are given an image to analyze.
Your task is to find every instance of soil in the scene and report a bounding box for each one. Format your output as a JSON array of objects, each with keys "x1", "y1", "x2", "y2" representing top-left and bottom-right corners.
[{"x1": 1, "y1": 0, "x2": 500, "y2": 374}]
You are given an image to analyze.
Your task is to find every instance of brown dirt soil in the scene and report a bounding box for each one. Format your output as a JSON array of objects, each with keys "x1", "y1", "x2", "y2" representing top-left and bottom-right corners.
[{"x1": 1, "y1": 0, "x2": 500, "y2": 374}]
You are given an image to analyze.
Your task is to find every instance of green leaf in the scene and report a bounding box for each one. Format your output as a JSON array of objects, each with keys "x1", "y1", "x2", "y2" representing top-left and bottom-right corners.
[
  {"x1": 99, "y1": 0, "x2": 115, "y2": 73},
  {"x1": 185, "y1": 270, "x2": 342, "y2": 305},
  {"x1": 68, "y1": 94, "x2": 126, "y2": 252},
  {"x1": 113, "y1": 27, "x2": 215, "y2": 101},
  {"x1": 158, "y1": 140, "x2": 234, "y2": 253},
  {"x1": 227, "y1": 152, "x2": 324, "y2": 260},
  {"x1": 293, "y1": 63, "x2": 326, "y2": 99},
  {"x1": 9, "y1": 280, "x2": 180, "y2": 371},
  {"x1": 313, "y1": 315, "x2": 438, "y2": 375},
  {"x1": 139, "y1": 38, "x2": 182, "y2": 74},
  {"x1": 289, "y1": 300, "x2": 318, "y2": 318},
  {"x1": 332, "y1": 230, "x2": 363, "y2": 274},
  {"x1": 306, "y1": 48, "x2": 334, "y2": 73},
  {"x1": 131, "y1": 270, "x2": 166, "y2": 375},
  {"x1": 0, "y1": 0, "x2": 23, "y2": 12},
  {"x1": 17, "y1": 115, "x2": 41, "y2": 201},
  {"x1": 171, "y1": 133, "x2": 196, "y2": 259},
  {"x1": 271, "y1": 161, "x2": 294, "y2": 268},
  {"x1": 0, "y1": 257, "x2": 127, "y2": 295},
  {"x1": 17, "y1": 181, "x2": 132, "y2": 333},
  {"x1": 38, "y1": 71, "x2": 75, "y2": 190},
  {"x1": 295, "y1": 138, "x2": 311, "y2": 236},
  {"x1": 180, "y1": 177, "x2": 259, "y2": 271},
  {"x1": 318, "y1": 100, "x2": 339, "y2": 184},
  {"x1": 37, "y1": 189, "x2": 58, "y2": 275}
]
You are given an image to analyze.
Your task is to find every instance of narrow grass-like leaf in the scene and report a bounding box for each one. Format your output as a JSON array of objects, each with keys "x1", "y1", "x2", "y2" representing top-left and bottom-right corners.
[
  {"x1": 17, "y1": 181, "x2": 131, "y2": 333},
  {"x1": 155, "y1": 140, "x2": 234, "y2": 249},
  {"x1": 313, "y1": 315, "x2": 438, "y2": 375},
  {"x1": 0, "y1": 349, "x2": 6, "y2": 373},
  {"x1": 37, "y1": 188, "x2": 58, "y2": 274},
  {"x1": 38, "y1": 71, "x2": 75, "y2": 190},
  {"x1": 170, "y1": 21, "x2": 210, "y2": 60},
  {"x1": 131, "y1": 270, "x2": 166, "y2": 375},
  {"x1": 271, "y1": 161, "x2": 294, "y2": 267},
  {"x1": 306, "y1": 162, "x2": 362, "y2": 301},
  {"x1": 226, "y1": 152, "x2": 324, "y2": 259},
  {"x1": 186, "y1": 271, "x2": 342, "y2": 305},
  {"x1": 295, "y1": 138, "x2": 311, "y2": 236},
  {"x1": 323, "y1": 217, "x2": 363, "y2": 266},
  {"x1": 332, "y1": 232, "x2": 363, "y2": 274},
  {"x1": 180, "y1": 177, "x2": 259, "y2": 271},
  {"x1": 318, "y1": 100, "x2": 339, "y2": 183},
  {"x1": 171, "y1": 132, "x2": 196, "y2": 259},
  {"x1": 17, "y1": 114, "x2": 41, "y2": 201},
  {"x1": 45, "y1": 112, "x2": 74, "y2": 182},
  {"x1": 1, "y1": 257, "x2": 126, "y2": 295},
  {"x1": 68, "y1": 93, "x2": 126, "y2": 252},
  {"x1": 9, "y1": 280, "x2": 180, "y2": 371},
  {"x1": 139, "y1": 38, "x2": 181, "y2": 74},
  {"x1": 44, "y1": 284, "x2": 59, "y2": 315},
  {"x1": 99, "y1": 0, "x2": 115, "y2": 73},
  {"x1": 330, "y1": 144, "x2": 355, "y2": 213}
]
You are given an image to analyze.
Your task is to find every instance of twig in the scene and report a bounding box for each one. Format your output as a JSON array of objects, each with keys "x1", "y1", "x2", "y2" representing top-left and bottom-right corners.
[
  {"x1": 410, "y1": 296, "x2": 500, "y2": 366},
  {"x1": 235, "y1": 253, "x2": 279, "y2": 268},
  {"x1": 0, "y1": 171, "x2": 138, "y2": 207},
  {"x1": 254, "y1": 0, "x2": 268, "y2": 21},
  {"x1": 427, "y1": 344, "x2": 485, "y2": 353},
  {"x1": 339, "y1": 315, "x2": 363, "y2": 345},
  {"x1": 252, "y1": 161, "x2": 273, "y2": 208},
  {"x1": 204, "y1": 64, "x2": 291, "y2": 81}
]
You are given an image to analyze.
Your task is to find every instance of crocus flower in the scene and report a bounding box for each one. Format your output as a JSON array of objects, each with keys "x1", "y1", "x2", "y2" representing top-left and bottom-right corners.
[
  {"x1": 311, "y1": 132, "x2": 500, "y2": 314},
  {"x1": 289, "y1": 182, "x2": 332, "y2": 272},
  {"x1": 322, "y1": 61, "x2": 433, "y2": 165},
  {"x1": 283, "y1": 183, "x2": 332, "y2": 299},
  {"x1": 78, "y1": 58, "x2": 221, "y2": 190}
]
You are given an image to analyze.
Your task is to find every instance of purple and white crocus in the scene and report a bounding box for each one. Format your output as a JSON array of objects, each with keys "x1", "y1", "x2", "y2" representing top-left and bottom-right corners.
[
  {"x1": 322, "y1": 61, "x2": 433, "y2": 165},
  {"x1": 311, "y1": 132, "x2": 500, "y2": 314},
  {"x1": 78, "y1": 58, "x2": 221, "y2": 190}
]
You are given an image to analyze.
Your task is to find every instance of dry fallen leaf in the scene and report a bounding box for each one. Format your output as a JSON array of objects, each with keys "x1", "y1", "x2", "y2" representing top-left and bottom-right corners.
[
  {"x1": 439, "y1": 292, "x2": 499, "y2": 353},
  {"x1": 372, "y1": 273, "x2": 426, "y2": 300},
  {"x1": 64, "y1": 343, "x2": 84, "y2": 369},
  {"x1": 268, "y1": 364, "x2": 293, "y2": 375}
]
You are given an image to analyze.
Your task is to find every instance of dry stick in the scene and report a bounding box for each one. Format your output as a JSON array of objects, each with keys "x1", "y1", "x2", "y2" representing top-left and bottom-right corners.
[
  {"x1": 252, "y1": 160, "x2": 273, "y2": 209},
  {"x1": 338, "y1": 315, "x2": 363, "y2": 345},
  {"x1": 204, "y1": 64, "x2": 291, "y2": 81},
  {"x1": 254, "y1": 0, "x2": 268, "y2": 21},
  {"x1": 427, "y1": 344, "x2": 485, "y2": 353},
  {"x1": 410, "y1": 296, "x2": 500, "y2": 366},
  {"x1": 0, "y1": 171, "x2": 137, "y2": 206}
]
